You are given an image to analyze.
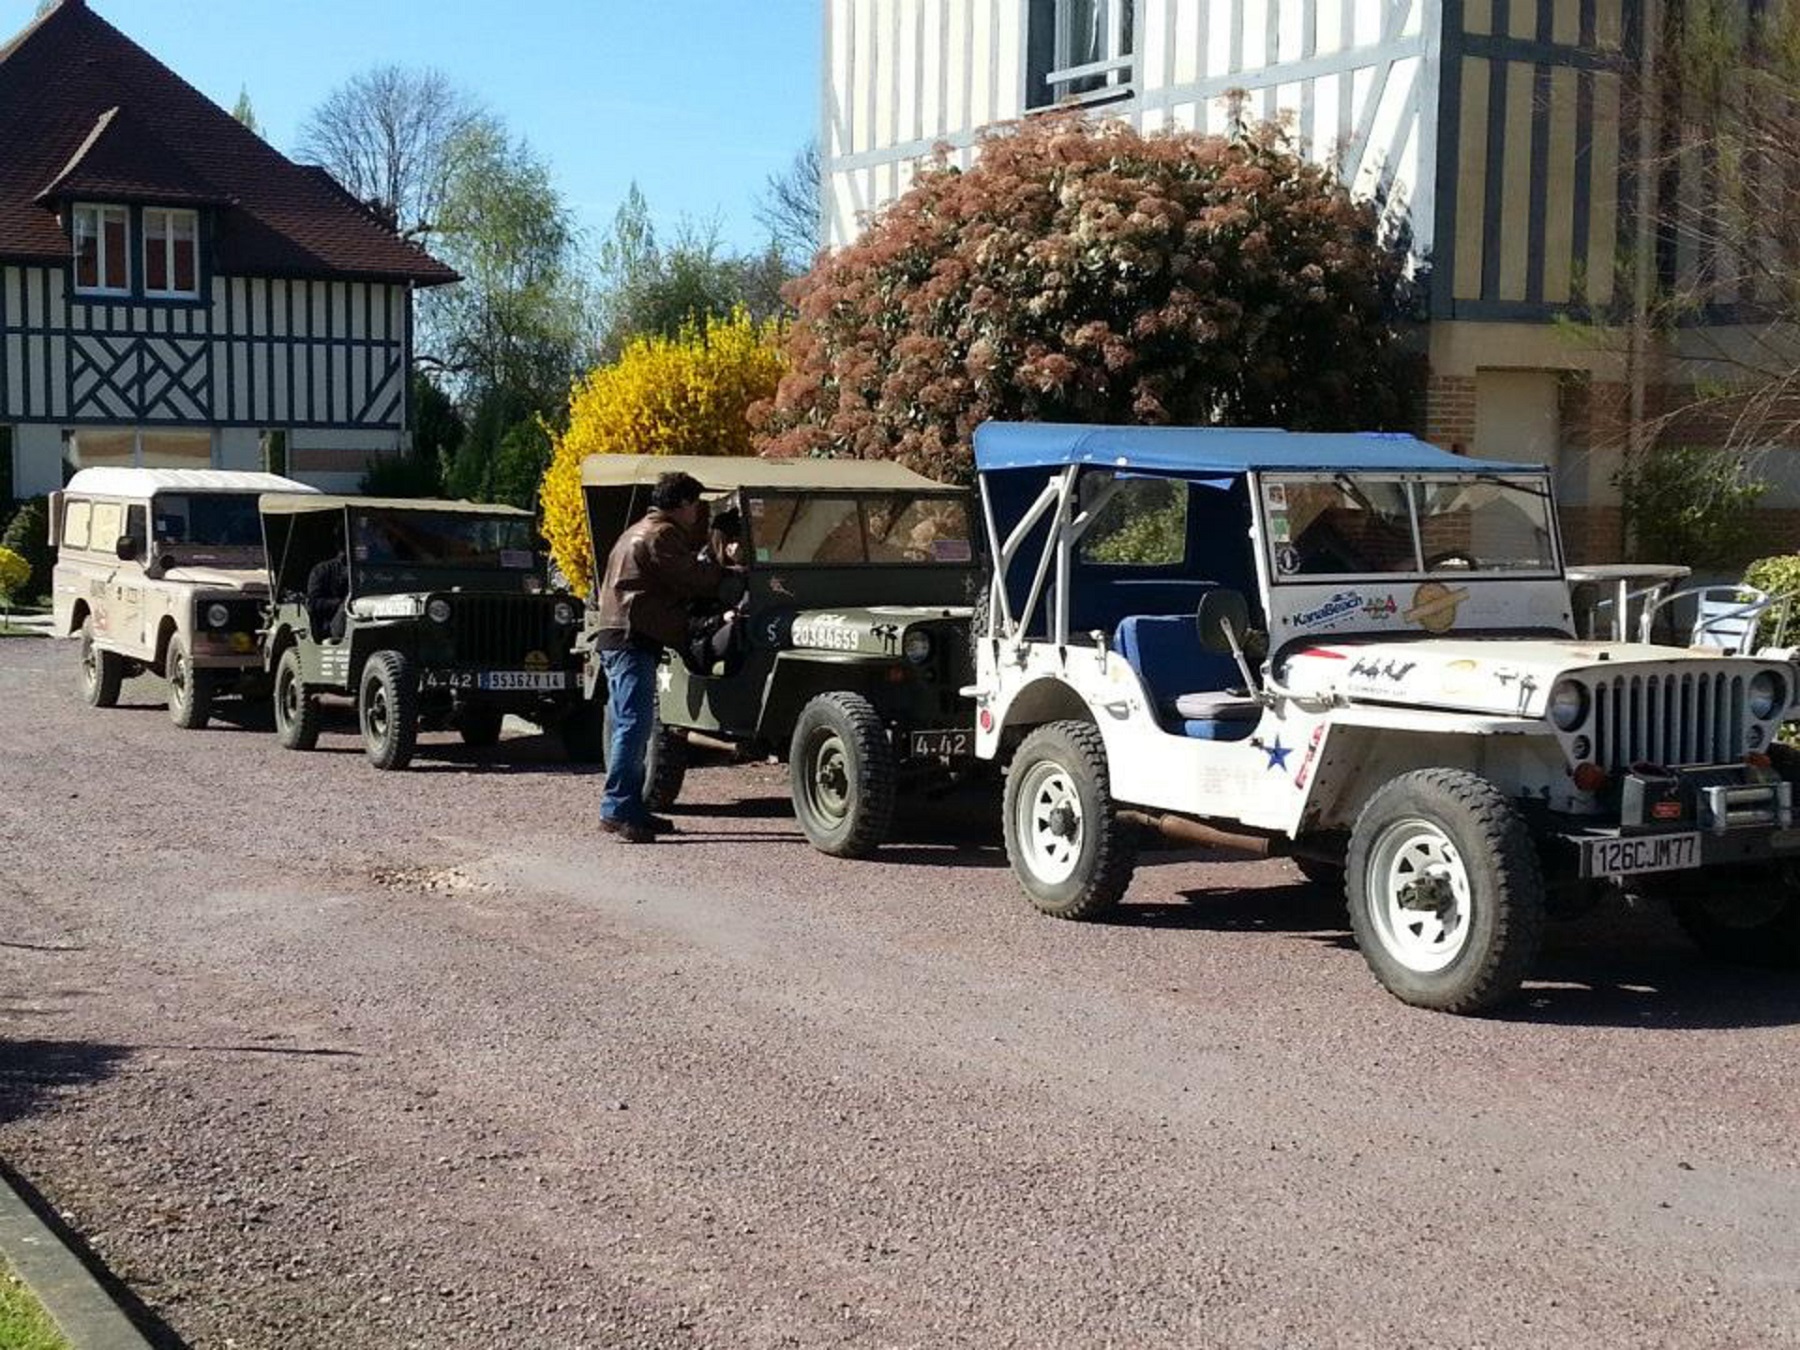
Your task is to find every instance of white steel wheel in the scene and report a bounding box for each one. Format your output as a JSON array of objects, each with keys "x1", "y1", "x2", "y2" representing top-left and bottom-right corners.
[
  {"x1": 999, "y1": 720, "x2": 1137, "y2": 921},
  {"x1": 1345, "y1": 768, "x2": 1546, "y2": 1015},
  {"x1": 1016, "y1": 760, "x2": 1084, "y2": 887},
  {"x1": 1365, "y1": 818, "x2": 1472, "y2": 974}
]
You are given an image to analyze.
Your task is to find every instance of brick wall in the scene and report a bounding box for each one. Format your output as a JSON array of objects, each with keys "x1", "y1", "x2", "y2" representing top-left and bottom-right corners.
[{"x1": 1421, "y1": 375, "x2": 1476, "y2": 454}]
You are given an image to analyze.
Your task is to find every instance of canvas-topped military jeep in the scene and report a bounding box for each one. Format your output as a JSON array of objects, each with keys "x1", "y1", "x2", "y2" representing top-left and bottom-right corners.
[
  {"x1": 260, "y1": 493, "x2": 597, "y2": 770},
  {"x1": 580, "y1": 454, "x2": 980, "y2": 856},
  {"x1": 971, "y1": 422, "x2": 1800, "y2": 1014},
  {"x1": 50, "y1": 467, "x2": 318, "y2": 728}
]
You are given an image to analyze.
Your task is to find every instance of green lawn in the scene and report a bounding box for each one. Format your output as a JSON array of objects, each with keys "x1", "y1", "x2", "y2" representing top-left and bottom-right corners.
[{"x1": 0, "y1": 1261, "x2": 71, "y2": 1350}]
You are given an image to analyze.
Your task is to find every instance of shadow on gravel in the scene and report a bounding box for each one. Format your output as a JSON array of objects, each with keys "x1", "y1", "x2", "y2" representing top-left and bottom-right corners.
[
  {"x1": 0, "y1": 1160, "x2": 192, "y2": 1349},
  {"x1": 1100, "y1": 878, "x2": 1357, "y2": 940},
  {"x1": 0, "y1": 1038, "x2": 130, "y2": 1125},
  {"x1": 1502, "y1": 950, "x2": 1800, "y2": 1030},
  {"x1": 668, "y1": 795, "x2": 795, "y2": 819}
]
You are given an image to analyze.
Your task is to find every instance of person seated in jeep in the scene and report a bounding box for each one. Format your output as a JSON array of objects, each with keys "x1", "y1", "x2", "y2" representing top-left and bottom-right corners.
[{"x1": 306, "y1": 549, "x2": 350, "y2": 641}]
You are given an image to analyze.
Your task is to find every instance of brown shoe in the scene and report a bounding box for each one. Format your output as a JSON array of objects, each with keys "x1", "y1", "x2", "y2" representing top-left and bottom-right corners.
[{"x1": 600, "y1": 817, "x2": 655, "y2": 844}]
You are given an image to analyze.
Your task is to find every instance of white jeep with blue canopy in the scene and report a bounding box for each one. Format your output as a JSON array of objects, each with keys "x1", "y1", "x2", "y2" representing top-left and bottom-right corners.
[{"x1": 972, "y1": 422, "x2": 1800, "y2": 1013}]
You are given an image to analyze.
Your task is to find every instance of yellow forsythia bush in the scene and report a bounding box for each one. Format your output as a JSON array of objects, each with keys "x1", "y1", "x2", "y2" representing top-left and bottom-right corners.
[
  {"x1": 0, "y1": 545, "x2": 29, "y2": 607},
  {"x1": 540, "y1": 310, "x2": 784, "y2": 594}
]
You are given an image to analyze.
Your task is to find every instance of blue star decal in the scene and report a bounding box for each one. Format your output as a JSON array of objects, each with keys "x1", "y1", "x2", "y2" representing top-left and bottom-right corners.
[{"x1": 1264, "y1": 737, "x2": 1291, "y2": 771}]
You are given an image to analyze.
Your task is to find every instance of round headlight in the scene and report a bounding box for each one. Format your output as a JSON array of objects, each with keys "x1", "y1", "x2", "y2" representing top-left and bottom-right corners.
[
  {"x1": 1750, "y1": 671, "x2": 1785, "y2": 720},
  {"x1": 903, "y1": 630, "x2": 934, "y2": 665},
  {"x1": 1549, "y1": 679, "x2": 1588, "y2": 731},
  {"x1": 205, "y1": 602, "x2": 230, "y2": 628},
  {"x1": 553, "y1": 600, "x2": 576, "y2": 626},
  {"x1": 426, "y1": 598, "x2": 452, "y2": 624}
]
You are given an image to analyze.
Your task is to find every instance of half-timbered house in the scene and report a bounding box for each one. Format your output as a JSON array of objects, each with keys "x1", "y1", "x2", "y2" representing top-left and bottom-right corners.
[
  {"x1": 822, "y1": 1, "x2": 1734, "y2": 561},
  {"x1": 0, "y1": 0, "x2": 457, "y2": 499}
]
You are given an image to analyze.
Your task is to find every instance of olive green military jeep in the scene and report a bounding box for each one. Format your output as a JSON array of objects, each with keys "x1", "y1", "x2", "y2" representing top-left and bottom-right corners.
[
  {"x1": 260, "y1": 493, "x2": 599, "y2": 770},
  {"x1": 580, "y1": 455, "x2": 981, "y2": 856}
]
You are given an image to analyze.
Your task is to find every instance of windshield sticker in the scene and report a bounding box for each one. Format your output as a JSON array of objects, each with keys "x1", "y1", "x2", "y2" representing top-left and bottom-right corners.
[
  {"x1": 1404, "y1": 582, "x2": 1469, "y2": 633},
  {"x1": 931, "y1": 538, "x2": 973, "y2": 563},
  {"x1": 499, "y1": 549, "x2": 534, "y2": 569},
  {"x1": 353, "y1": 545, "x2": 369, "y2": 561},
  {"x1": 1291, "y1": 591, "x2": 1365, "y2": 629},
  {"x1": 1362, "y1": 594, "x2": 1398, "y2": 621},
  {"x1": 755, "y1": 546, "x2": 772, "y2": 562},
  {"x1": 749, "y1": 498, "x2": 766, "y2": 517},
  {"x1": 1275, "y1": 545, "x2": 1301, "y2": 575},
  {"x1": 1269, "y1": 511, "x2": 1291, "y2": 543},
  {"x1": 1265, "y1": 482, "x2": 1287, "y2": 509}
]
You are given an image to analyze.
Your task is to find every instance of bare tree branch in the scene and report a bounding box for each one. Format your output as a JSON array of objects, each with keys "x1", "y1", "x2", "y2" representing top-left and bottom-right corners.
[{"x1": 296, "y1": 66, "x2": 489, "y2": 240}]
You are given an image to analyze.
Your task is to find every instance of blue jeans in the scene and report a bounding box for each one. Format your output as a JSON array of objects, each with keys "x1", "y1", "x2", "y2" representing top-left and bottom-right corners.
[{"x1": 600, "y1": 645, "x2": 659, "y2": 824}]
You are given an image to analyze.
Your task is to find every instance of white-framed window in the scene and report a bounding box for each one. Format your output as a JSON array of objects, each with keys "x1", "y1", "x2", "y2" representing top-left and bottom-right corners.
[
  {"x1": 143, "y1": 207, "x2": 199, "y2": 299},
  {"x1": 72, "y1": 203, "x2": 130, "y2": 295},
  {"x1": 1026, "y1": 0, "x2": 1136, "y2": 110}
]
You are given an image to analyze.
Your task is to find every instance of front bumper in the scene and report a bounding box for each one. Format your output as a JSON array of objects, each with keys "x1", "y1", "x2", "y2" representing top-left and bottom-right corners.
[{"x1": 1561, "y1": 766, "x2": 1800, "y2": 879}]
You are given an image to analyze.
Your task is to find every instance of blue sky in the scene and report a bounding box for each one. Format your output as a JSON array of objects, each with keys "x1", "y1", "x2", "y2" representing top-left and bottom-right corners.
[{"x1": 7, "y1": 0, "x2": 821, "y2": 256}]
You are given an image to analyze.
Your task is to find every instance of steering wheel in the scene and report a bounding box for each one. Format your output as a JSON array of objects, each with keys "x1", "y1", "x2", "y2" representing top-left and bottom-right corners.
[{"x1": 1425, "y1": 550, "x2": 1479, "y2": 571}]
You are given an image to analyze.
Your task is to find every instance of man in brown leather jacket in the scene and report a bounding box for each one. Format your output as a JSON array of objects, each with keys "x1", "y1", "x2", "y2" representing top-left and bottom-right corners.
[{"x1": 593, "y1": 471, "x2": 722, "y2": 842}]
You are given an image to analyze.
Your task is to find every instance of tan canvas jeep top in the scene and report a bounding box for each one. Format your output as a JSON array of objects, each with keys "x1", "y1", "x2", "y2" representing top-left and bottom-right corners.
[{"x1": 51, "y1": 466, "x2": 317, "y2": 727}]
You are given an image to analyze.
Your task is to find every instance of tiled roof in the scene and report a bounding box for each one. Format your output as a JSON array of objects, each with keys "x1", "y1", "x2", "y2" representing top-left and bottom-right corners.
[{"x1": 0, "y1": 0, "x2": 458, "y2": 286}]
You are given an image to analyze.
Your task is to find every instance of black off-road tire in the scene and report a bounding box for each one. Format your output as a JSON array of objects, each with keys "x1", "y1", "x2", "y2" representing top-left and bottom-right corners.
[
  {"x1": 1669, "y1": 869, "x2": 1800, "y2": 969},
  {"x1": 359, "y1": 650, "x2": 419, "y2": 771},
  {"x1": 80, "y1": 616, "x2": 124, "y2": 708},
  {"x1": 1346, "y1": 768, "x2": 1546, "y2": 1014},
  {"x1": 165, "y1": 635, "x2": 215, "y2": 730},
  {"x1": 1001, "y1": 720, "x2": 1138, "y2": 921},
  {"x1": 604, "y1": 703, "x2": 688, "y2": 810},
  {"x1": 273, "y1": 646, "x2": 320, "y2": 751},
  {"x1": 789, "y1": 692, "x2": 897, "y2": 858},
  {"x1": 458, "y1": 707, "x2": 505, "y2": 748},
  {"x1": 561, "y1": 696, "x2": 607, "y2": 765}
]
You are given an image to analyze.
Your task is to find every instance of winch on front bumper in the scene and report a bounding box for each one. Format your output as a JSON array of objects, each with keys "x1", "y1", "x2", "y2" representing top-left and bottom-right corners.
[{"x1": 1560, "y1": 764, "x2": 1800, "y2": 879}]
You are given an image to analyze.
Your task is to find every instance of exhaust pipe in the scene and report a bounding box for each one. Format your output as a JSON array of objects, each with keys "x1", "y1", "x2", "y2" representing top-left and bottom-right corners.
[{"x1": 1119, "y1": 810, "x2": 1285, "y2": 858}]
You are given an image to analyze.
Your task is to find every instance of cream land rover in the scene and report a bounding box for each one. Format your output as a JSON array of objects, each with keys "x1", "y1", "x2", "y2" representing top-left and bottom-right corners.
[{"x1": 50, "y1": 467, "x2": 317, "y2": 728}]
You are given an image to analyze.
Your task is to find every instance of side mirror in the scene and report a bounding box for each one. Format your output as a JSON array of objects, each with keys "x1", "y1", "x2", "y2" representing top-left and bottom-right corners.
[
  {"x1": 1196, "y1": 588, "x2": 1250, "y2": 655},
  {"x1": 114, "y1": 534, "x2": 141, "y2": 561}
]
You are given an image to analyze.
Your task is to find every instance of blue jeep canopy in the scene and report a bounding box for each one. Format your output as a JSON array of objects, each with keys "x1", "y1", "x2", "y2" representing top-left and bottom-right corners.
[{"x1": 973, "y1": 421, "x2": 1541, "y2": 476}]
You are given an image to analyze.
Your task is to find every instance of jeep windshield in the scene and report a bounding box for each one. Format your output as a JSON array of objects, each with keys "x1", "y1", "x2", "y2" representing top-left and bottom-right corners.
[
  {"x1": 1266, "y1": 473, "x2": 1558, "y2": 583},
  {"x1": 747, "y1": 492, "x2": 975, "y2": 566},
  {"x1": 352, "y1": 511, "x2": 538, "y2": 571},
  {"x1": 152, "y1": 493, "x2": 264, "y2": 550}
]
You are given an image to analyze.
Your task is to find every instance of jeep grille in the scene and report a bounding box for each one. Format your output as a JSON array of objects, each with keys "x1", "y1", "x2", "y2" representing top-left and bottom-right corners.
[
  {"x1": 1590, "y1": 670, "x2": 1746, "y2": 770},
  {"x1": 447, "y1": 595, "x2": 568, "y2": 668}
]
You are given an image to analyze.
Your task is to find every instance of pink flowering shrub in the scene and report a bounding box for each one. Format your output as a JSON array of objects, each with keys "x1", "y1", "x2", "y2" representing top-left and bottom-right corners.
[{"x1": 756, "y1": 114, "x2": 1418, "y2": 482}]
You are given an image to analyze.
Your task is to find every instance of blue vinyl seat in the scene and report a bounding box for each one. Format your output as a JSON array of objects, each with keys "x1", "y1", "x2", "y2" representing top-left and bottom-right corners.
[{"x1": 1113, "y1": 614, "x2": 1261, "y2": 741}]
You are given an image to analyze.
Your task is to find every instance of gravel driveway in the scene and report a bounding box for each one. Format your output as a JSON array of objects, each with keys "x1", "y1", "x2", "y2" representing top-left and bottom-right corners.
[{"x1": 1, "y1": 636, "x2": 1798, "y2": 1348}]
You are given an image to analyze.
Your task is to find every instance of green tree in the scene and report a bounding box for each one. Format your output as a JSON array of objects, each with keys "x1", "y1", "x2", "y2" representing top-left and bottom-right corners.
[
  {"x1": 426, "y1": 122, "x2": 590, "y2": 417},
  {"x1": 0, "y1": 498, "x2": 51, "y2": 603},
  {"x1": 231, "y1": 85, "x2": 261, "y2": 137},
  {"x1": 757, "y1": 114, "x2": 1417, "y2": 482},
  {"x1": 595, "y1": 185, "x2": 793, "y2": 361}
]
